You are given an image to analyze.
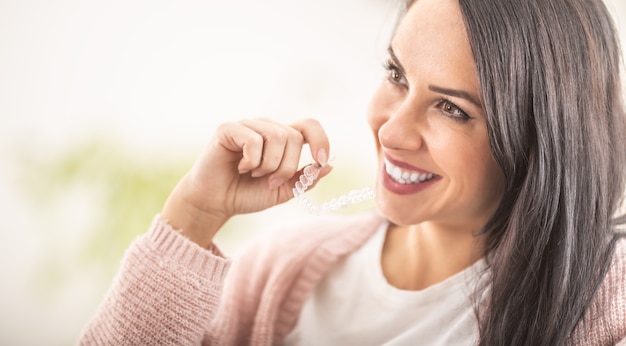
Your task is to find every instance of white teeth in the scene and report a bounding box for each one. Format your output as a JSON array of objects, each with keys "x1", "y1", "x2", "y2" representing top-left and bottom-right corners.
[
  {"x1": 384, "y1": 158, "x2": 436, "y2": 185},
  {"x1": 392, "y1": 166, "x2": 402, "y2": 181}
]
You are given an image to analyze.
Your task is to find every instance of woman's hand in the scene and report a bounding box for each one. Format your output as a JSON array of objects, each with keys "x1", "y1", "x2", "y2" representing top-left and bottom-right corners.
[{"x1": 161, "y1": 118, "x2": 331, "y2": 247}]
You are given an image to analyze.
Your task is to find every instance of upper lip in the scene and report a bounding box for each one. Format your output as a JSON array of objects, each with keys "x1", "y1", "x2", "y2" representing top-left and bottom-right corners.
[{"x1": 384, "y1": 155, "x2": 437, "y2": 175}]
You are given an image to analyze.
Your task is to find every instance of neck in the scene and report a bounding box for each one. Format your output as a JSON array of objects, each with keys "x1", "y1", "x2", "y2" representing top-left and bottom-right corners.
[{"x1": 381, "y1": 221, "x2": 485, "y2": 291}]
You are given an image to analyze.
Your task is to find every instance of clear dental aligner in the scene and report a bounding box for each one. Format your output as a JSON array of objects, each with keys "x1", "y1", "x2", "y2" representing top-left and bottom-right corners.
[{"x1": 292, "y1": 160, "x2": 376, "y2": 215}]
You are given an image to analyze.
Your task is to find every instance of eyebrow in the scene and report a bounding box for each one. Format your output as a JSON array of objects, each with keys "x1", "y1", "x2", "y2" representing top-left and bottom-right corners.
[
  {"x1": 387, "y1": 45, "x2": 483, "y2": 109},
  {"x1": 387, "y1": 46, "x2": 407, "y2": 78},
  {"x1": 428, "y1": 85, "x2": 483, "y2": 109}
]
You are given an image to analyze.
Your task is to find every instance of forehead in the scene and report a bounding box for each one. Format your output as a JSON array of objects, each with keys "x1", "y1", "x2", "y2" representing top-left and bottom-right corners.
[{"x1": 391, "y1": 0, "x2": 479, "y2": 93}]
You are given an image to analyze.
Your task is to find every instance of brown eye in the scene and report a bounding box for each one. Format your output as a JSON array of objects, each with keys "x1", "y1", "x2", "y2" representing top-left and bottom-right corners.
[
  {"x1": 442, "y1": 101, "x2": 463, "y2": 116},
  {"x1": 391, "y1": 69, "x2": 401, "y2": 82},
  {"x1": 383, "y1": 60, "x2": 407, "y2": 86},
  {"x1": 444, "y1": 102, "x2": 454, "y2": 113},
  {"x1": 438, "y1": 99, "x2": 471, "y2": 121}
]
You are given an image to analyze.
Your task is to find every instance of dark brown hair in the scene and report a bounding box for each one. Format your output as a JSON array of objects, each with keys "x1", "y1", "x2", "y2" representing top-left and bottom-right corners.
[{"x1": 402, "y1": 0, "x2": 626, "y2": 344}]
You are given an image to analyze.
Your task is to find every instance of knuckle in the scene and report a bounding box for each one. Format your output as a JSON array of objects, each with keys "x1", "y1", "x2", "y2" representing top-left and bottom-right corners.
[
  {"x1": 272, "y1": 128, "x2": 289, "y2": 143},
  {"x1": 304, "y1": 118, "x2": 322, "y2": 128},
  {"x1": 216, "y1": 121, "x2": 236, "y2": 132},
  {"x1": 249, "y1": 133, "x2": 264, "y2": 147},
  {"x1": 289, "y1": 130, "x2": 304, "y2": 145}
]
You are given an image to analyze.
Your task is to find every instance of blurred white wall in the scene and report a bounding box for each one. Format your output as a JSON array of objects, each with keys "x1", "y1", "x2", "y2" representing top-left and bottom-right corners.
[{"x1": 0, "y1": 0, "x2": 624, "y2": 344}]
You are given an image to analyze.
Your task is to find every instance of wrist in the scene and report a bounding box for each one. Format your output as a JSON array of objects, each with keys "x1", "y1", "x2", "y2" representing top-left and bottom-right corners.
[{"x1": 161, "y1": 178, "x2": 230, "y2": 248}]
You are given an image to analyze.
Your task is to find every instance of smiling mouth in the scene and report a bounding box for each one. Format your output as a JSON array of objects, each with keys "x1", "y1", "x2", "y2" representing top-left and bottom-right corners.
[{"x1": 384, "y1": 158, "x2": 439, "y2": 185}]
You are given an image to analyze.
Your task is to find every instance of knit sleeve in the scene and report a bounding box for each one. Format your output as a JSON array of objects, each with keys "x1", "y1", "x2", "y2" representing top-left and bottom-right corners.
[
  {"x1": 569, "y1": 238, "x2": 626, "y2": 345},
  {"x1": 78, "y1": 216, "x2": 231, "y2": 345}
]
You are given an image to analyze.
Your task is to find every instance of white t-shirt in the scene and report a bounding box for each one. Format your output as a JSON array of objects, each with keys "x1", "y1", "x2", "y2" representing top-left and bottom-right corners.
[{"x1": 284, "y1": 222, "x2": 487, "y2": 346}]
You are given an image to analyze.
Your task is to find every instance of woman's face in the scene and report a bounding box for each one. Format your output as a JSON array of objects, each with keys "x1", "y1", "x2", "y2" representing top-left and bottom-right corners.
[{"x1": 367, "y1": 0, "x2": 504, "y2": 231}]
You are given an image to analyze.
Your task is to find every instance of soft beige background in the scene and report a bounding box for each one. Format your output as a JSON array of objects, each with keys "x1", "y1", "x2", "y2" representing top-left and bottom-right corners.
[{"x1": 0, "y1": 0, "x2": 624, "y2": 344}]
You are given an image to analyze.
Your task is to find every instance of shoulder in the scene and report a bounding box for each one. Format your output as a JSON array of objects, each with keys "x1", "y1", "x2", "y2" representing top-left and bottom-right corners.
[
  {"x1": 571, "y1": 237, "x2": 626, "y2": 344},
  {"x1": 603, "y1": 237, "x2": 626, "y2": 286},
  {"x1": 208, "y1": 212, "x2": 386, "y2": 342},
  {"x1": 222, "y1": 211, "x2": 387, "y2": 298},
  {"x1": 602, "y1": 237, "x2": 626, "y2": 305},
  {"x1": 238, "y1": 211, "x2": 386, "y2": 264}
]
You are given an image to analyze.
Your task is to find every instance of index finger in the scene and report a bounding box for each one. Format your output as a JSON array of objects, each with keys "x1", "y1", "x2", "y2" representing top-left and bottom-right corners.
[{"x1": 290, "y1": 118, "x2": 330, "y2": 166}]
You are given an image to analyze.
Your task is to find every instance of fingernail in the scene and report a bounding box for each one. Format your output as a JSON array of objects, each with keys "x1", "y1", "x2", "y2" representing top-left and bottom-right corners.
[{"x1": 317, "y1": 148, "x2": 328, "y2": 167}]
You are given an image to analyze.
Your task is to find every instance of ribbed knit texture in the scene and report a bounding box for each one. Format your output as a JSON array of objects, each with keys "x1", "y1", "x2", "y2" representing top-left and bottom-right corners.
[
  {"x1": 205, "y1": 212, "x2": 384, "y2": 346},
  {"x1": 567, "y1": 238, "x2": 626, "y2": 346},
  {"x1": 79, "y1": 216, "x2": 231, "y2": 345},
  {"x1": 78, "y1": 213, "x2": 626, "y2": 345}
]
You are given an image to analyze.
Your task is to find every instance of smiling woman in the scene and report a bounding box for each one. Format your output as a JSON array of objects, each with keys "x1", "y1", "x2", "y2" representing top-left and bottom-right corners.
[{"x1": 77, "y1": 0, "x2": 626, "y2": 344}]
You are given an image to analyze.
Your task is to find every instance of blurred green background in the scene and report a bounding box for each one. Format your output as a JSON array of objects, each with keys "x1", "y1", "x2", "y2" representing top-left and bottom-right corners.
[{"x1": 1, "y1": 0, "x2": 625, "y2": 344}]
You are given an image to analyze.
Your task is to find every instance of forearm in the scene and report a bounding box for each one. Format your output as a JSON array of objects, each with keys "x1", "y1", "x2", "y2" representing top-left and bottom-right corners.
[{"x1": 78, "y1": 216, "x2": 231, "y2": 345}]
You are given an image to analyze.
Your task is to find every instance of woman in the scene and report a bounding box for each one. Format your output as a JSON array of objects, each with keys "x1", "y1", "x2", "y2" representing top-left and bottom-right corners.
[{"x1": 79, "y1": 0, "x2": 626, "y2": 344}]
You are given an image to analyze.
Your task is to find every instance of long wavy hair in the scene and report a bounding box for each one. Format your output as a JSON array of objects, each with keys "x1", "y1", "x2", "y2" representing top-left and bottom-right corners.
[{"x1": 402, "y1": 0, "x2": 626, "y2": 344}]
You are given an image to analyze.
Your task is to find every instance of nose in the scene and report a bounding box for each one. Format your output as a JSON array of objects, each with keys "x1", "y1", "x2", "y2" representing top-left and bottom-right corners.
[{"x1": 374, "y1": 97, "x2": 425, "y2": 152}]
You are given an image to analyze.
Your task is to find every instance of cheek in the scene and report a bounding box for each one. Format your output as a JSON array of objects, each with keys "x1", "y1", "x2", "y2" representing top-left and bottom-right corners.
[
  {"x1": 481, "y1": 158, "x2": 505, "y2": 201},
  {"x1": 435, "y1": 129, "x2": 503, "y2": 197},
  {"x1": 455, "y1": 146, "x2": 504, "y2": 207},
  {"x1": 468, "y1": 135, "x2": 503, "y2": 194}
]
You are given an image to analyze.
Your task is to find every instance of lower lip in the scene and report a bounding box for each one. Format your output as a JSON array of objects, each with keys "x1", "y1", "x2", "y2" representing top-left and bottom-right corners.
[{"x1": 380, "y1": 164, "x2": 440, "y2": 195}]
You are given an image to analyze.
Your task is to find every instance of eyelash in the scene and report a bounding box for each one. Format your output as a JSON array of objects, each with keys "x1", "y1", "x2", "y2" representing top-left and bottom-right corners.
[
  {"x1": 382, "y1": 60, "x2": 471, "y2": 122},
  {"x1": 436, "y1": 98, "x2": 471, "y2": 122},
  {"x1": 382, "y1": 60, "x2": 405, "y2": 85}
]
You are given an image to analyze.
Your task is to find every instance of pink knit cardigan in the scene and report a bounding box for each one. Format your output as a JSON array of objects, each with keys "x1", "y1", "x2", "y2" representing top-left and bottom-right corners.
[{"x1": 79, "y1": 212, "x2": 626, "y2": 345}]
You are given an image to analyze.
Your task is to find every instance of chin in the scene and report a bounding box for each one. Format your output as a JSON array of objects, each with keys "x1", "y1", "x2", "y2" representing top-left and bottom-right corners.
[{"x1": 375, "y1": 197, "x2": 426, "y2": 227}]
